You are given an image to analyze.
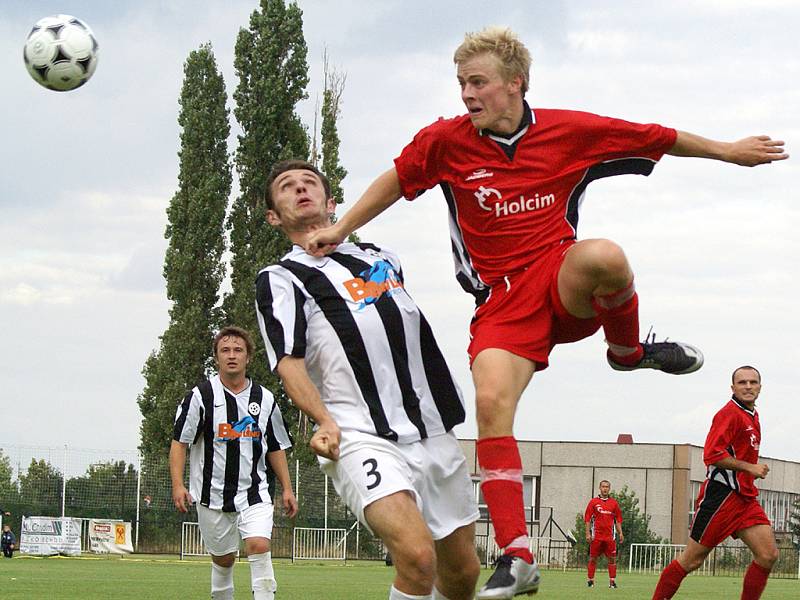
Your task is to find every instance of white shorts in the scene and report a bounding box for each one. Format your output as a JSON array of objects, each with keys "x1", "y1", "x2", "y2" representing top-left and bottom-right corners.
[
  {"x1": 318, "y1": 430, "x2": 478, "y2": 540},
  {"x1": 197, "y1": 501, "x2": 274, "y2": 556}
]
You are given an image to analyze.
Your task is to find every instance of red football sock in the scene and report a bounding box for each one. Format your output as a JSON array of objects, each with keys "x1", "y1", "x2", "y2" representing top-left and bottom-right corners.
[
  {"x1": 594, "y1": 282, "x2": 643, "y2": 366},
  {"x1": 477, "y1": 437, "x2": 533, "y2": 563},
  {"x1": 587, "y1": 558, "x2": 596, "y2": 580},
  {"x1": 609, "y1": 562, "x2": 617, "y2": 580},
  {"x1": 652, "y1": 560, "x2": 687, "y2": 599},
  {"x1": 741, "y1": 561, "x2": 770, "y2": 600}
]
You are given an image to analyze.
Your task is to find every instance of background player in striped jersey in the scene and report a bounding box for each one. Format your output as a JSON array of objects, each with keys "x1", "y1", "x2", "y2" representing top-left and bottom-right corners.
[
  {"x1": 170, "y1": 326, "x2": 297, "y2": 600},
  {"x1": 305, "y1": 26, "x2": 787, "y2": 599},
  {"x1": 584, "y1": 480, "x2": 623, "y2": 589},
  {"x1": 652, "y1": 366, "x2": 777, "y2": 599},
  {"x1": 257, "y1": 160, "x2": 481, "y2": 600}
]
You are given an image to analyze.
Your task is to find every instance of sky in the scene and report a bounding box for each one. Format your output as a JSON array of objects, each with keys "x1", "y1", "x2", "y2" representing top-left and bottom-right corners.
[{"x1": 1, "y1": 1, "x2": 798, "y2": 467}]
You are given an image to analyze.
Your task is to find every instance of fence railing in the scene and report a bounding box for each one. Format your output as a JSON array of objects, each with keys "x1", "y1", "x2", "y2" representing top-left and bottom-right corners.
[
  {"x1": 292, "y1": 527, "x2": 347, "y2": 562},
  {"x1": 629, "y1": 543, "x2": 800, "y2": 579}
]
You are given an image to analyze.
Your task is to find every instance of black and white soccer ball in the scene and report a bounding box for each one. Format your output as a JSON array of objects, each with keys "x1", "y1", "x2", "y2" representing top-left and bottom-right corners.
[{"x1": 23, "y1": 14, "x2": 98, "y2": 92}]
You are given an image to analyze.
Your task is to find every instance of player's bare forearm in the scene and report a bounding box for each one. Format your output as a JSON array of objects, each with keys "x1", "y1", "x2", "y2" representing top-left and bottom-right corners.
[
  {"x1": 668, "y1": 131, "x2": 788, "y2": 166},
  {"x1": 305, "y1": 167, "x2": 402, "y2": 256},
  {"x1": 169, "y1": 440, "x2": 188, "y2": 489},
  {"x1": 169, "y1": 440, "x2": 192, "y2": 512},
  {"x1": 712, "y1": 456, "x2": 769, "y2": 478},
  {"x1": 277, "y1": 357, "x2": 336, "y2": 427},
  {"x1": 276, "y1": 357, "x2": 342, "y2": 459},
  {"x1": 266, "y1": 449, "x2": 293, "y2": 492}
]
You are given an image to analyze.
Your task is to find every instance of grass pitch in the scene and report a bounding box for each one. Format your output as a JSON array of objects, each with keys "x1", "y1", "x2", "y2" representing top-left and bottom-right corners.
[{"x1": 0, "y1": 555, "x2": 797, "y2": 599}]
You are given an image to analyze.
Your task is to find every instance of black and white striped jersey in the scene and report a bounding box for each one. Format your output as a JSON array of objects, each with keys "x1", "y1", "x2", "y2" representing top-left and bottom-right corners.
[
  {"x1": 256, "y1": 243, "x2": 465, "y2": 444},
  {"x1": 173, "y1": 375, "x2": 292, "y2": 512}
]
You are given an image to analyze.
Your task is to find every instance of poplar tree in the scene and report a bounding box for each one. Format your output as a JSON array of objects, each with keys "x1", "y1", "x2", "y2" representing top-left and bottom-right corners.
[
  {"x1": 138, "y1": 44, "x2": 231, "y2": 457},
  {"x1": 320, "y1": 51, "x2": 347, "y2": 206},
  {"x1": 224, "y1": 0, "x2": 310, "y2": 392}
]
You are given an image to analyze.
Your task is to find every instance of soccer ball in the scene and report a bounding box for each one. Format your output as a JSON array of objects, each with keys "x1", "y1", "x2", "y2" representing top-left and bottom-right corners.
[{"x1": 23, "y1": 14, "x2": 98, "y2": 92}]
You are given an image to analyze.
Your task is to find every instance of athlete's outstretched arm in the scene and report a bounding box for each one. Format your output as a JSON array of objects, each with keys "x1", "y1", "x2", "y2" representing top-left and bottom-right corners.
[
  {"x1": 305, "y1": 167, "x2": 403, "y2": 256},
  {"x1": 668, "y1": 131, "x2": 788, "y2": 166},
  {"x1": 276, "y1": 356, "x2": 341, "y2": 460}
]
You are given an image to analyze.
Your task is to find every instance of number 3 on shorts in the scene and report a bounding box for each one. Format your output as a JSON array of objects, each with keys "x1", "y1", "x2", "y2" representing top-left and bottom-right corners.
[{"x1": 362, "y1": 458, "x2": 382, "y2": 490}]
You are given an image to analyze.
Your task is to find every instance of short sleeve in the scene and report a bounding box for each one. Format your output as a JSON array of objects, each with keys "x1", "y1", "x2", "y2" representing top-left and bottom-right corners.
[
  {"x1": 256, "y1": 268, "x2": 308, "y2": 371},
  {"x1": 173, "y1": 389, "x2": 203, "y2": 444}
]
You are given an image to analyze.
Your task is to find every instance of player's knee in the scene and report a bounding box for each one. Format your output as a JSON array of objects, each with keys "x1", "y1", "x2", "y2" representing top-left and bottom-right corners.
[
  {"x1": 212, "y1": 553, "x2": 236, "y2": 568},
  {"x1": 755, "y1": 546, "x2": 779, "y2": 569},
  {"x1": 576, "y1": 239, "x2": 629, "y2": 280},
  {"x1": 396, "y1": 543, "x2": 437, "y2": 587}
]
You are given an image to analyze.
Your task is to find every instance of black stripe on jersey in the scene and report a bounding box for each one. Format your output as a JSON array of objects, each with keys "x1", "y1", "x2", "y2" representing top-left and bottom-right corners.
[
  {"x1": 264, "y1": 401, "x2": 281, "y2": 500},
  {"x1": 279, "y1": 259, "x2": 399, "y2": 441},
  {"x1": 221, "y1": 388, "x2": 241, "y2": 512},
  {"x1": 198, "y1": 380, "x2": 215, "y2": 507},
  {"x1": 690, "y1": 480, "x2": 733, "y2": 543},
  {"x1": 330, "y1": 253, "x2": 428, "y2": 439},
  {"x1": 256, "y1": 271, "x2": 307, "y2": 364},
  {"x1": 247, "y1": 385, "x2": 264, "y2": 507},
  {"x1": 419, "y1": 313, "x2": 465, "y2": 431},
  {"x1": 565, "y1": 158, "x2": 657, "y2": 232},
  {"x1": 173, "y1": 390, "x2": 195, "y2": 441},
  {"x1": 441, "y1": 183, "x2": 490, "y2": 306}
]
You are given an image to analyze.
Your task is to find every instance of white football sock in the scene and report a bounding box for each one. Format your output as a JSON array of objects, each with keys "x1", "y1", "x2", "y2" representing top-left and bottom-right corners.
[
  {"x1": 210, "y1": 561, "x2": 234, "y2": 600},
  {"x1": 388, "y1": 584, "x2": 433, "y2": 599},
  {"x1": 249, "y1": 551, "x2": 277, "y2": 600}
]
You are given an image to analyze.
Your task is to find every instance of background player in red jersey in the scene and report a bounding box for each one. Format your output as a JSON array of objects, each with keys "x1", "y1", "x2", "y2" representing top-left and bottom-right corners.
[
  {"x1": 306, "y1": 27, "x2": 788, "y2": 599},
  {"x1": 584, "y1": 480, "x2": 624, "y2": 589},
  {"x1": 652, "y1": 366, "x2": 778, "y2": 600}
]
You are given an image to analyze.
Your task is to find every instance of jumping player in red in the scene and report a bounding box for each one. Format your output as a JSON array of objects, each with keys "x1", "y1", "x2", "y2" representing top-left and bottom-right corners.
[
  {"x1": 306, "y1": 27, "x2": 788, "y2": 599},
  {"x1": 652, "y1": 366, "x2": 778, "y2": 599},
  {"x1": 584, "y1": 480, "x2": 624, "y2": 589}
]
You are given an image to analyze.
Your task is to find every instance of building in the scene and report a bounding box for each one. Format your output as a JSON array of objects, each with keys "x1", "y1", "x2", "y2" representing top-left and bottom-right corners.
[{"x1": 458, "y1": 438, "x2": 800, "y2": 544}]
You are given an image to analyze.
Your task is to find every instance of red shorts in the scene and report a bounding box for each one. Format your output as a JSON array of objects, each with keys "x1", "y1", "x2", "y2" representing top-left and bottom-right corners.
[
  {"x1": 690, "y1": 480, "x2": 771, "y2": 548},
  {"x1": 589, "y1": 538, "x2": 617, "y2": 558},
  {"x1": 467, "y1": 241, "x2": 601, "y2": 369}
]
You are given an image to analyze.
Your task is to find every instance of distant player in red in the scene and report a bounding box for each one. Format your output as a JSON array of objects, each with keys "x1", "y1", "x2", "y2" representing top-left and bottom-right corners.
[
  {"x1": 653, "y1": 366, "x2": 778, "y2": 599},
  {"x1": 584, "y1": 480, "x2": 624, "y2": 589},
  {"x1": 307, "y1": 27, "x2": 787, "y2": 599}
]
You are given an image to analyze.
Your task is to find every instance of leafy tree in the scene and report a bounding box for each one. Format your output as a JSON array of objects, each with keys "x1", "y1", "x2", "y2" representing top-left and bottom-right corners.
[
  {"x1": 569, "y1": 485, "x2": 666, "y2": 565},
  {"x1": 65, "y1": 460, "x2": 138, "y2": 518},
  {"x1": 0, "y1": 449, "x2": 18, "y2": 504},
  {"x1": 138, "y1": 43, "x2": 231, "y2": 458},
  {"x1": 319, "y1": 50, "x2": 347, "y2": 206},
  {"x1": 18, "y1": 459, "x2": 63, "y2": 513}
]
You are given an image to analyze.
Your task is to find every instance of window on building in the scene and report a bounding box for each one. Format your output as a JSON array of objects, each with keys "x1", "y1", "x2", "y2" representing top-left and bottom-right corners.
[
  {"x1": 472, "y1": 476, "x2": 539, "y2": 523},
  {"x1": 759, "y1": 489, "x2": 800, "y2": 533}
]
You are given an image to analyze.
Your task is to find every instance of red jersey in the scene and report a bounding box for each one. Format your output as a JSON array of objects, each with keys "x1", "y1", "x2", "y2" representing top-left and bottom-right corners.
[
  {"x1": 394, "y1": 106, "x2": 676, "y2": 301},
  {"x1": 703, "y1": 397, "x2": 761, "y2": 498},
  {"x1": 584, "y1": 496, "x2": 622, "y2": 541}
]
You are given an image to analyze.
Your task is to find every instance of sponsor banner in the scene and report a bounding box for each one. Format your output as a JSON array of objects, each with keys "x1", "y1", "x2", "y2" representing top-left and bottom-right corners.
[
  {"x1": 20, "y1": 516, "x2": 81, "y2": 556},
  {"x1": 88, "y1": 519, "x2": 133, "y2": 554}
]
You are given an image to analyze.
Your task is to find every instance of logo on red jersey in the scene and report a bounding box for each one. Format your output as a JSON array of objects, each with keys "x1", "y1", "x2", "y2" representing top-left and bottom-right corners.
[
  {"x1": 465, "y1": 168, "x2": 494, "y2": 181},
  {"x1": 473, "y1": 186, "x2": 556, "y2": 218}
]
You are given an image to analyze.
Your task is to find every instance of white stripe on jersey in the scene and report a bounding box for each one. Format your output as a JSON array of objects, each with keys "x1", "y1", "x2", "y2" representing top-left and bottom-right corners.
[
  {"x1": 256, "y1": 243, "x2": 465, "y2": 444},
  {"x1": 173, "y1": 375, "x2": 292, "y2": 512}
]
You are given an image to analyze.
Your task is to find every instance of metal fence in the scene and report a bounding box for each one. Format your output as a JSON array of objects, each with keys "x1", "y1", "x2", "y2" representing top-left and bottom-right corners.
[
  {"x1": 292, "y1": 527, "x2": 347, "y2": 561},
  {"x1": 629, "y1": 543, "x2": 800, "y2": 579}
]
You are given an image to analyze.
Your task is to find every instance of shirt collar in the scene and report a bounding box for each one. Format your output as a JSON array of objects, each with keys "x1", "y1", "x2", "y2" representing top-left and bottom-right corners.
[{"x1": 480, "y1": 99, "x2": 535, "y2": 140}]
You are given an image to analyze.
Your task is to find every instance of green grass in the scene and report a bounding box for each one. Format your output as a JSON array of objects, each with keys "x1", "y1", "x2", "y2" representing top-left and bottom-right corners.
[{"x1": 0, "y1": 555, "x2": 797, "y2": 599}]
